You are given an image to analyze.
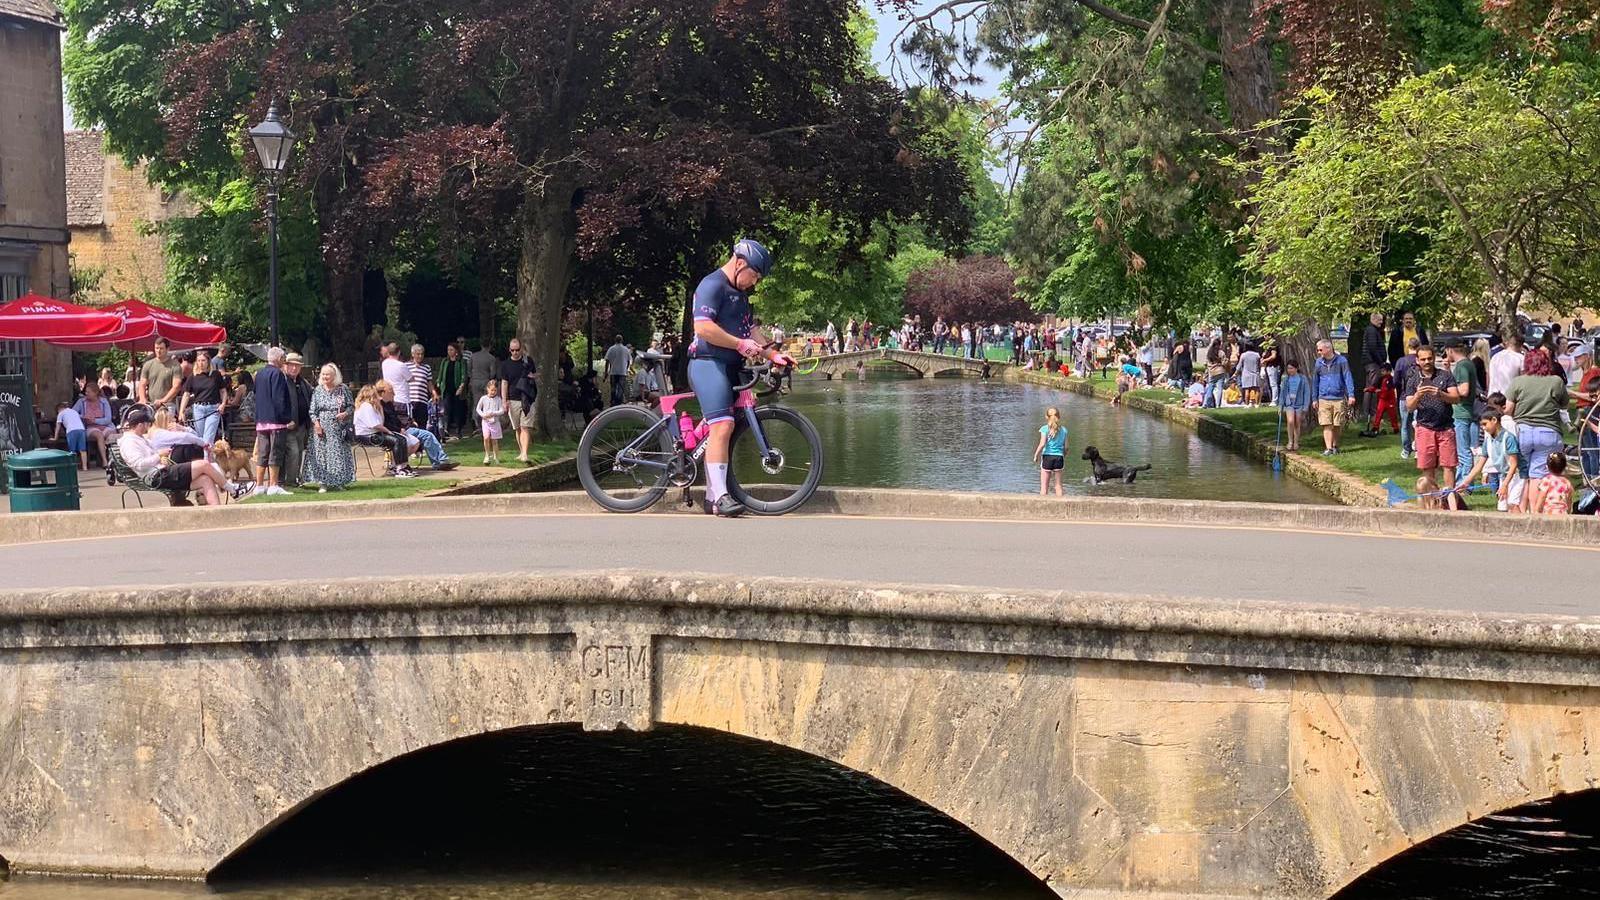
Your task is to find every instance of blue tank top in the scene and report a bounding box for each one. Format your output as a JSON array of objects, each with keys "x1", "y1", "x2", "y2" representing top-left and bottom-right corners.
[{"x1": 1040, "y1": 424, "x2": 1067, "y2": 456}]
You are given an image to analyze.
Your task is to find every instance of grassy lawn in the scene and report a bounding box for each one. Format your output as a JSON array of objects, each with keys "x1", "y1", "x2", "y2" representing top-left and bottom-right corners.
[
  {"x1": 439, "y1": 435, "x2": 578, "y2": 469},
  {"x1": 239, "y1": 435, "x2": 577, "y2": 504}
]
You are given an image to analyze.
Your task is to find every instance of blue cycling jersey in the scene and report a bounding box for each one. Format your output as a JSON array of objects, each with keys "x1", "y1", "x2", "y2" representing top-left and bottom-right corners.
[{"x1": 689, "y1": 270, "x2": 752, "y2": 365}]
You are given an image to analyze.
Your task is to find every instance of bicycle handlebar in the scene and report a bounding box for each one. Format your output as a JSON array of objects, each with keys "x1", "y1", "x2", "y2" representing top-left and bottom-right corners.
[{"x1": 733, "y1": 360, "x2": 778, "y2": 392}]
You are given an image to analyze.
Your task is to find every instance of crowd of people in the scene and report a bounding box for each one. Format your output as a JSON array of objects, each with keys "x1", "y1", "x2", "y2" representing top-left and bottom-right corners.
[
  {"x1": 42, "y1": 329, "x2": 727, "y2": 506},
  {"x1": 1162, "y1": 314, "x2": 1599, "y2": 514}
]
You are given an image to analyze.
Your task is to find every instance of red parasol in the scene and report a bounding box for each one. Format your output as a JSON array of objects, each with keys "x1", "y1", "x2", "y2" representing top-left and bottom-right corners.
[
  {"x1": 0, "y1": 294, "x2": 126, "y2": 341},
  {"x1": 49, "y1": 298, "x2": 227, "y2": 351}
]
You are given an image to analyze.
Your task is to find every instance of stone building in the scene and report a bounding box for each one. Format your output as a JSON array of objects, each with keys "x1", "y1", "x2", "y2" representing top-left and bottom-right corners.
[
  {"x1": 0, "y1": 0, "x2": 72, "y2": 403},
  {"x1": 65, "y1": 130, "x2": 191, "y2": 302}
]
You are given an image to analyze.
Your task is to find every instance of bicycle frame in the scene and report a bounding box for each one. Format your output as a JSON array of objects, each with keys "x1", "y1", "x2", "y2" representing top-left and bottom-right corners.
[{"x1": 612, "y1": 388, "x2": 775, "y2": 474}]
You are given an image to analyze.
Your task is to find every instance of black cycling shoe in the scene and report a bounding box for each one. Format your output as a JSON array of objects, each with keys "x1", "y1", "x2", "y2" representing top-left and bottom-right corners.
[{"x1": 703, "y1": 495, "x2": 747, "y2": 518}]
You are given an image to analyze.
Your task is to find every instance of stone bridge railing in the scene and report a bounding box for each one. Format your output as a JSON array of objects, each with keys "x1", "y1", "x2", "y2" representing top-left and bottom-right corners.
[
  {"x1": 0, "y1": 572, "x2": 1595, "y2": 899},
  {"x1": 806, "y1": 348, "x2": 1008, "y2": 379}
]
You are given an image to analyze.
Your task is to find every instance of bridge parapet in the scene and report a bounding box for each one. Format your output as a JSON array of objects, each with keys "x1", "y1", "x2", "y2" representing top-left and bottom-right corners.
[
  {"x1": 0, "y1": 573, "x2": 1595, "y2": 898},
  {"x1": 806, "y1": 348, "x2": 1009, "y2": 379}
]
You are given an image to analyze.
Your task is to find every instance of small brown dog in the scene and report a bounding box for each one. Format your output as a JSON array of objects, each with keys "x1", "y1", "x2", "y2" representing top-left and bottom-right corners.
[{"x1": 212, "y1": 438, "x2": 255, "y2": 484}]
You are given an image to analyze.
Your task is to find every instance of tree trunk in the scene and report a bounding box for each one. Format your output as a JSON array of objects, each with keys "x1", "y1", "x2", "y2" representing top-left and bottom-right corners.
[
  {"x1": 322, "y1": 257, "x2": 366, "y2": 384},
  {"x1": 516, "y1": 174, "x2": 578, "y2": 441},
  {"x1": 1215, "y1": 0, "x2": 1279, "y2": 142},
  {"x1": 1215, "y1": 0, "x2": 1330, "y2": 373},
  {"x1": 1494, "y1": 286, "x2": 1521, "y2": 345},
  {"x1": 478, "y1": 290, "x2": 497, "y2": 351},
  {"x1": 1346, "y1": 313, "x2": 1368, "y2": 423},
  {"x1": 1278, "y1": 326, "x2": 1324, "y2": 373}
]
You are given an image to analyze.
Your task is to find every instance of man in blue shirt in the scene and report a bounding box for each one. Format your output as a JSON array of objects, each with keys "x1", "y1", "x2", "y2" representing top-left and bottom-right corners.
[
  {"x1": 688, "y1": 238, "x2": 793, "y2": 517},
  {"x1": 1313, "y1": 338, "x2": 1356, "y2": 455}
]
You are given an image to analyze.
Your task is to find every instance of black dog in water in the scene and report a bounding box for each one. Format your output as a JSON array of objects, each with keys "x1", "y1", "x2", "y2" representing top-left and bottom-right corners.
[{"x1": 1081, "y1": 445, "x2": 1152, "y2": 484}]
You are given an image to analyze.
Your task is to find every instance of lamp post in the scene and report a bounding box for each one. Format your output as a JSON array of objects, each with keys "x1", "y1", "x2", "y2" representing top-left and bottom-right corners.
[{"x1": 248, "y1": 103, "x2": 296, "y2": 348}]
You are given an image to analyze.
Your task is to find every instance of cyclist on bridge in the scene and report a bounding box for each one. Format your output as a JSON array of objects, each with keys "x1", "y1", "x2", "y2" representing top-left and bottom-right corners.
[{"x1": 688, "y1": 238, "x2": 794, "y2": 518}]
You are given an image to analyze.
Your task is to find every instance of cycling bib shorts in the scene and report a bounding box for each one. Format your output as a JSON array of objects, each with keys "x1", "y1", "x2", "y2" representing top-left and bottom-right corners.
[{"x1": 688, "y1": 358, "x2": 741, "y2": 425}]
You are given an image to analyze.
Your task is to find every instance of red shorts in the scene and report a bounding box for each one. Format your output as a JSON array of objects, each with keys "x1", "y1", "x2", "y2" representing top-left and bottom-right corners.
[{"x1": 1414, "y1": 425, "x2": 1458, "y2": 470}]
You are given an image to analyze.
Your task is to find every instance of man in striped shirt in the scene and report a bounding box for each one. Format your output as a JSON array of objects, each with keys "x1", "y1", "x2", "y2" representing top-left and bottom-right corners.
[{"x1": 408, "y1": 343, "x2": 437, "y2": 429}]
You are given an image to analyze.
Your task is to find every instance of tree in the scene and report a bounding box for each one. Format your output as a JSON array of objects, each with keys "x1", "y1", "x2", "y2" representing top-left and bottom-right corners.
[
  {"x1": 361, "y1": 0, "x2": 971, "y2": 437},
  {"x1": 903, "y1": 255, "x2": 1034, "y2": 324},
  {"x1": 62, "y1": 0, "x2": 431, "y2": 375},
  {"x1": 1242, "y1": 65, "x2": 1600, "y2": 341}
]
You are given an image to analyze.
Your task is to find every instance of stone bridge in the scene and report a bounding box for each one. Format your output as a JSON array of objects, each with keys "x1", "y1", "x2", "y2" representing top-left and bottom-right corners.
[
  {"x1": 807, "y1": 348, "x2": 1007, "y2": 379},
  {"x1": 0, "y1": 570, "x2": 1594, "y2": 899}
]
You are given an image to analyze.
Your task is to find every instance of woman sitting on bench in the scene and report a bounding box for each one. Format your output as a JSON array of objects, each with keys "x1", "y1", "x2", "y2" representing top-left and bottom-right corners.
[{"x1": 352, "y1": 384, "x2": 418, "y2": 478}]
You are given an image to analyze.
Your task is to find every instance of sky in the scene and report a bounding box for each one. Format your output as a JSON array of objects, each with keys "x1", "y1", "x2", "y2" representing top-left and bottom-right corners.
[{"x1": 870, "y1": 1, "x2": 1000, "y2": 98}]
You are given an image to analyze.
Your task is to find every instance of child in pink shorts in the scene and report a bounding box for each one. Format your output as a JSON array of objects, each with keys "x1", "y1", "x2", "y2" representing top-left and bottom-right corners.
[{"x1": 475, "y1": 381, "x2": 506, "y2": 465}]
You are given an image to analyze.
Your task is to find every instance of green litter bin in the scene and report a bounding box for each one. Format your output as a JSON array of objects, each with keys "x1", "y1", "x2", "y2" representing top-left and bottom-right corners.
[{"x1": 6, "y1": 449, "x2": 82, "y2": 513}]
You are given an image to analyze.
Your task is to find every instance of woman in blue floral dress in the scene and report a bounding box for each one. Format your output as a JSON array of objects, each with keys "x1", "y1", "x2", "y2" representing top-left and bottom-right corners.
[{"x1": 306, "y1": 363, "x2": 356, "y2": 491}]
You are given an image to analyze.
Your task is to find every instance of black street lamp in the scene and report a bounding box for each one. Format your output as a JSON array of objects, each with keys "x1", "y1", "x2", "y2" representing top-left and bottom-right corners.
[{"x1": 248, "y1": 103, "x2": 296, "y2": 348}]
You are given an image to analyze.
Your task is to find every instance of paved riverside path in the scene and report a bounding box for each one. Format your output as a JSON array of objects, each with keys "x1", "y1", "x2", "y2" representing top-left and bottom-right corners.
[{"x1": 4, "y1": 510, "x2": 1594, "y2": 617}]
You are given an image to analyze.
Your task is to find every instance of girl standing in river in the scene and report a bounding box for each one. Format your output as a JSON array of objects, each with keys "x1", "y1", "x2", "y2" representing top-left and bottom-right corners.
[{"x1": 1033, "y1": 407, "x2": 1067, "y2": 496}]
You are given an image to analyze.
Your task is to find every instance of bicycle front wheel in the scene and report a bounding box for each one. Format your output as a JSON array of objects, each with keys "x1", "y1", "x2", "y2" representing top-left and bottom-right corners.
[
  {"x1": 726, "y1": 406, "x2": 823, "y2": 515},
  {"x1": 576, "y1": 405, "x2": 674, "y2": 512}
]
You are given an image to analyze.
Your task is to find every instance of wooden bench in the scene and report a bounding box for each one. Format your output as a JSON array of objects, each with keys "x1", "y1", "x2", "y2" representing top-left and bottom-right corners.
[{"x1": 106, "y1": 445, "x2": 187, "y2": 509}]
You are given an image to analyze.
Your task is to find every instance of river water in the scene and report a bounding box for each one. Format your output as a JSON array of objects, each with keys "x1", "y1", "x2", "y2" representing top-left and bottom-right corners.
[
  {"x1": 4, "y1": 378, "x2": 1595, "y2": 899},
  {"x1": 779, "y1": 373, "x2": 1333, "y2": 503}
]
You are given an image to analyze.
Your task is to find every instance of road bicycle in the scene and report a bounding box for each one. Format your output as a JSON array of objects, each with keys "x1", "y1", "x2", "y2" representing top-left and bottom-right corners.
[{"x1": 576, "y1": 359, "x2": 823, "y2": 514}]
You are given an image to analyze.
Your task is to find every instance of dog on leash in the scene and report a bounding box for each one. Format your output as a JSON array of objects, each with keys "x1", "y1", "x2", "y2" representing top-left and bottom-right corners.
[
  {"x1": 1081, "y1": 445, "x2": 1152, "y2": 484},
  {"x1": 212, "y1": 438, "x2": 255, "y2": 484}
]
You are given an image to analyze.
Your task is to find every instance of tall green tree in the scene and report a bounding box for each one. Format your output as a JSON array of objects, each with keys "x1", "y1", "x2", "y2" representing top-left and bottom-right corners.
[
  {"x1": 1242, "y1": 65, "x2": 1600, "y2": 341},
  {"x1": 62, "y1": 0, "x2": 433, "y2": 372}
]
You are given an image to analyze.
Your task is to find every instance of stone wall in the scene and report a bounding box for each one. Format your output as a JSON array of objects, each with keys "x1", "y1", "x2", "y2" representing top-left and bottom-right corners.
[
  {"x1": 0, "y1": 574, "x2": 1594, "y2": 898},
  {"x1": 0, "y1": 17, "x2": 72, "y2": 410},
  {"x1": 64, "y1": 131, "x2": 191, "y2": 303}
]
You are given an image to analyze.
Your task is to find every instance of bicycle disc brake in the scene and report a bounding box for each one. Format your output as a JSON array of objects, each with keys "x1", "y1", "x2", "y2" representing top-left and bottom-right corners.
[{"x1": 759, "y1": 449, "x2": 786, "y2": 475}]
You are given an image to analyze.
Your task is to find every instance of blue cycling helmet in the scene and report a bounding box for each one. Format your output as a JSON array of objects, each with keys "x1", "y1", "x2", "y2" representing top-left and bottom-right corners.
[{"x1": 732, "y1": 238, "x2": 773, "y2": 277}]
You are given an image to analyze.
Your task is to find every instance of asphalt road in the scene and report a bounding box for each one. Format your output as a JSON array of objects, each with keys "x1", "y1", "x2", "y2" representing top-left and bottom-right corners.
[{"x1": 3, "y1": 512, "x2": 1594, "y2": 617}]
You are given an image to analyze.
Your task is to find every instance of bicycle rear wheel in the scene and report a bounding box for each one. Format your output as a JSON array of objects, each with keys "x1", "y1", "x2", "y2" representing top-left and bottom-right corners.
[
  {"x1": 726, "y1": 406, "x2": 823, "y2": 515},
  {"x1": 576, "y1": 405, "x2": 674, "y2": 512}
]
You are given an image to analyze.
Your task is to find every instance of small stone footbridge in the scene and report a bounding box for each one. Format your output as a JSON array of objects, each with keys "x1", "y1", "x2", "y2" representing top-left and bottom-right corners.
[{"x1": 806, "y1": 348, "x2": 1008, "y2": 379}]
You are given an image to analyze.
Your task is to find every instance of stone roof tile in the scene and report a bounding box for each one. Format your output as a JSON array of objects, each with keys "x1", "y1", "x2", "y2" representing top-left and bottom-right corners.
[{"x1": 0, "y1": 0, "x2": 63, "y2": 27}]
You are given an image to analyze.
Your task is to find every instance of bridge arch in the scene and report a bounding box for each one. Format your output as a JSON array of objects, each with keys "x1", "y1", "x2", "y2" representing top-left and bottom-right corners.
[
  {"x1": 210, "y1": 722, "x2": 1055, "y2": 895},
  {"x1": 1330, "y1": 787, "x2": 1600, "y2": 898},
  {"x1": 198, "y1": 637, "x2": 1092, "y2": 893}
]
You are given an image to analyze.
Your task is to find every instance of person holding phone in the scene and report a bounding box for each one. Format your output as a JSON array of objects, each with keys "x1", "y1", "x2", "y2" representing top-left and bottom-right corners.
[{"x1": 1404, "y1": 345, "x2": 1465, "y2": 502}]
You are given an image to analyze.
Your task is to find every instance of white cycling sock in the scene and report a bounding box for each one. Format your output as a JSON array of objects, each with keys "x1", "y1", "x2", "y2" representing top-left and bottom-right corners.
[{"x1": 706, "y1": 463, "x2": 728, "y2": 503}]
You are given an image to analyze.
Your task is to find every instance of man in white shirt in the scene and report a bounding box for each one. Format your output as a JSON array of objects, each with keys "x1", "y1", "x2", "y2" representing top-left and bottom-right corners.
[
  {"x1": 1488, "y1": 333, "x2": 1524, "y2": 396},
  {"x1": 116, "y1": 408, "x2": 226, "y2": 506},
  {"x1": 604, "y1": 335, "x2": 632, "y2": 407},
  {"x1": 380, "y1": 342, "x2": 410, "y2": 421}
]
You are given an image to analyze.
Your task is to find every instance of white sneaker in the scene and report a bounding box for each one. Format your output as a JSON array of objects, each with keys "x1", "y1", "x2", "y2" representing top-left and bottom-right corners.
[
  {"x1": 266, "y1": 485, "x2": 291, "y2": 496},
  {"x1": 318, "y1": 487, "x2": 328, "y2": 494},
  {"x1": 483, "y1": 455, "x2": 491, "y2": 464}
]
